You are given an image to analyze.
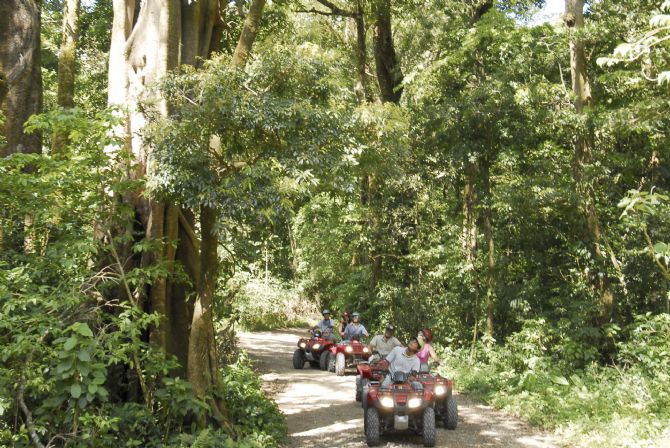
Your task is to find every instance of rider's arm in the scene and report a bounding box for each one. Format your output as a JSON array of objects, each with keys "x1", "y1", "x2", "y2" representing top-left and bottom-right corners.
[
  {"x1": 368, "y1": 335, "x2": 377, "y2": 352},
  {"x1": 385, "y1": 347, "x2": 398, "y2": 364}
]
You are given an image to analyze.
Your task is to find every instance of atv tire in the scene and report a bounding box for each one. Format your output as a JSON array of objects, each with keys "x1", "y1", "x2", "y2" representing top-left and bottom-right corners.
[
  {"x1": 422, "y1": 406, "x2": 436, "y2": 447},
  {"x1": 328, "y1": 353, "x2": 335, "y2": 372},
  {"x1": 365, "y1": 407, "x2": 380, "y2": 447},
  {"x1": 292, "y1": 349, "x2": 305, "y2": 369},
  {"x1": 445, "y1": 394, "x2": 458, "y2": 430},
  {"x1": 356, "y1": 377, "x2": 368, "y2": 402},
  {"x1": 319, "y1": 350, "x2": 330, "y2": 370},
  {"x1": 335, "y1": 352, "x2": 346, "y2": 376}
]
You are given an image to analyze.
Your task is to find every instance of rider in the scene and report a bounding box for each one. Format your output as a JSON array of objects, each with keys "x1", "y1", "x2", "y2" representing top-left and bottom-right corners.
[
  {"x1": 368, "y1": 324, "x2": 402, "y2": 360},
  {"x1": 313, "y1": 309, "x2": 336, "y2": 340},
  {"x1": 343, "y1": 312, "x2": 369, "y2": 340},
  {"x1": 339, "y1": 311, "x2": 350, "y2": 338},
  {"x1": 417, "y1": 328, "x2": 440, "y2": 367},
  {"x1": 381, "y1": 337, "x2": 422, "y2": 389}
]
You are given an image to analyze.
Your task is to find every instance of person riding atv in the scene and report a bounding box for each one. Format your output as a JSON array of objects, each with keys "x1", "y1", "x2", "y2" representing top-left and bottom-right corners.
[
  {"x1": 313, "y1": 309, "x2": 336, "y2": 341},
  {"x1": 342, "y1": 312, "x2": 369, "y2": 340},
  {"x1": 381, "y1": 338, "x2": 422, "y2": 390},
  {"x1": 368, "y1": 324, "x2": 402, "y2": 361}
]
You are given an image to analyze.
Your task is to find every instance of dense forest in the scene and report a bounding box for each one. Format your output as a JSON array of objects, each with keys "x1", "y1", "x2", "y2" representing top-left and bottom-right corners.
[{"x1": 1, "y1": 0, "x2": 670, "y2": 446}]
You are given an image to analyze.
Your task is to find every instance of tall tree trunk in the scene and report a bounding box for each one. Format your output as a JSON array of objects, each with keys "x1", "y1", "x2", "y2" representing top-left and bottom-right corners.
[
  {"x1": 372, "y1": 0, "x2": 403, "y2": 103},
  {"x1": 481, "y1": 160, "x2": 496, "y2": 338},
  {"x1": 57, "y1": 0, "x2": 79, "y2": 108},
  {"x1": 188, "y1": 205, "x2": 227, "y2": 426},
  {"x1": 231, "y1": 0, "x2": 266, "y2": 67},
  {"x1": 0, "y1": 0, "x2": 42, "y2": 156},
  {"x1": 463, "y1": 161, "x2": 480, "y2": 359},
  {"x1": 565, "y1": 0, "x2": 614, "y2": 322},
  {"x1": 353, "y1": 1, "x2": 370, "y2": 103},
  {"x1": 109, "y1": 0, "x2": 265, "y2": 424}
]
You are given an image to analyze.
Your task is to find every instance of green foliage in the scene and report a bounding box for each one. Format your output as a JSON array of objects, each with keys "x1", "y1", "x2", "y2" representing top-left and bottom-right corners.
[
  {"x1": 444, "y1": 314, "x2": 670, "y2": 447},
  {"x1": 217, "y1": 352, "x2": 287, "y2": 447},
  {"x1": 224, "y1": 272, "x2": 318, "y2": 331}
]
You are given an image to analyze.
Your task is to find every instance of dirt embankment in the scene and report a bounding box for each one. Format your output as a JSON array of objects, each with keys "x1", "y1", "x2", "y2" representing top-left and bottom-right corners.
[{"x1": 238, "y1": 329, "x2": 563, "y2": 448}]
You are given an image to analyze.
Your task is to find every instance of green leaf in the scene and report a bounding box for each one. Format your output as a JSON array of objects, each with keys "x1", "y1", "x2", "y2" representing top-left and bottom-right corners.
[
  {"x1": 75, "y1": 323, "x2": 93, "y2": 338},
  {"x1": 88, "y1": 383, "x2": 98, "y2": 394},
  {"x1": 70, "y1": 383, "x2": 82, "y2": 398},
  {"x1": 77, "y1": 351, "x2": 91, "y2": 362},
  {"x1": 551, "y1": 375, "x2": 569, "y2": 386},
  {"x1": 64, "y1": 336, "x2": 78, "y2": 351}
]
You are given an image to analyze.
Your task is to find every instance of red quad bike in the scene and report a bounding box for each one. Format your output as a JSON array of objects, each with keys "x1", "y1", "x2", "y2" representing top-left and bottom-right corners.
[
  {"x1": 362, "y1": 371, "x2": 436, "y2": 447},
  {"x1": 327, "y1": 337, "x2": 371, "y2": 376},
  {"x1": 416, "y1": 363, "x2": 458, "y2": 430},
  {"x1": 355, "y1": 357, "x2": 389, "y2": 402},
  {"x1": 292, "y1": 329, "x2": 336, "y2": 370}
]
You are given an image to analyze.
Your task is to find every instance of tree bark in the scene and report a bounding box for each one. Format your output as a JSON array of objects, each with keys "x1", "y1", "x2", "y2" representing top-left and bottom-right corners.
[
  {"x1": 565, "y1": 0, "x2": 614, "y2": 322},
  {"x1": 463, "y1": 161, "x2": 480, "y2": 357},
  {"x1": 231, "y1": 0, "x2": 266, "y2": 67},
  {"x1": 187, "y1": 205, "x2": 227, "y2": 425},
  {"x1": 372, "y1": 0, "x2": 403, "y2": 103},
  {"x1": 0, "y1": 0, "x2": 42, "y2": 156},
  {"x1": 52, "y1": 0, "x2": 80, "y2": 152},
  {"x1": 56, "y1": 0, "x2": 79, "y2": 109},
  {"x1": 353, "y1": 1, "x2": 371, "y2": 103},
  {"x1": 481, "y1": 160, "x2": 496, "y2": 338}
]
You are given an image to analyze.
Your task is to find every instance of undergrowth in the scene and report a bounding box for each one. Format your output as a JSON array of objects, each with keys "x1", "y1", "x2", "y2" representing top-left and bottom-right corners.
[
  {"x1": 225, "y1": 272, "x2": 319, "y2": 331},
  {"x1": 441, "y1": 314, "x2": 670, "y2": 448}
]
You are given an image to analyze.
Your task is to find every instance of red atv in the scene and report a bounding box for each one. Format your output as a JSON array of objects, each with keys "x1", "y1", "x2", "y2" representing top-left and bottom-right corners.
[
  {"x1": 355, "y1": 357, "x2": 389, "y2": 402},
  {"x1": 327, "y1": 337, "x2": 371, "y2": 376},
  {"x1": 362, "y1": 371, "x2": 436, "y2": 447},
  {"x1": 292, "y1": 329, "x2": 336, "y2": 370},
  {"x1": 416, "y1": 364, "x2": 458, "y2": 430}
]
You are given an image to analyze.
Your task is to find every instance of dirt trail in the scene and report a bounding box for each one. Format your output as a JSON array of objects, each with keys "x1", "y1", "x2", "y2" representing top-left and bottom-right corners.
[{"x1": 238, "y1": 329, "x2": 563, "y2": 448}]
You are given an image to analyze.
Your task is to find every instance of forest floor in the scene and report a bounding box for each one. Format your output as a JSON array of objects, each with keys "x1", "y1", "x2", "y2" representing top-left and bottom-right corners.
[{"x1": 238, "y1": 329, "x2": 565, "y2": 448}]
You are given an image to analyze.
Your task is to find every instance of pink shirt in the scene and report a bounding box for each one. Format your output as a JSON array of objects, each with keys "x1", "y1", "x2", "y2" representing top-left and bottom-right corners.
[{"x1": 417, "y1": 343, "x2": 431, "y2": 364}]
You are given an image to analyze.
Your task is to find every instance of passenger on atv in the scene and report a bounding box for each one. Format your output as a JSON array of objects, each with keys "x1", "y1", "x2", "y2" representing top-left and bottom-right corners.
[{"x1": 342, "y1": 312, "x2": 369, "y2": 341}]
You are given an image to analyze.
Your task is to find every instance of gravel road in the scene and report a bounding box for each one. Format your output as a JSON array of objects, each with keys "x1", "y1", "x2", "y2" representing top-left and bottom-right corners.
[{"x1": 238, "y1": 329, "x2": 563, "y2": 448}]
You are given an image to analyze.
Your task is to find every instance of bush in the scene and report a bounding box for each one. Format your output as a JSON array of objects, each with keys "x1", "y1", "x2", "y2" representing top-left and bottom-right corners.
[
  {"x1": 442, "y1": 314, "x2": 670, "y2": 448},
  {"x1": 217, "y1": 351, "x2": 287, "y2": 447},
  {"x1": 225, "y1": 272, "x2": 319, "y2": 331}
]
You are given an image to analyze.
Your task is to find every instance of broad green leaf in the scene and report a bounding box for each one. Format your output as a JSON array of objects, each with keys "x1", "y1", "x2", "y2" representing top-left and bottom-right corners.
[
  {"x1": 70, "y1": 383, "x2": 82, "y2": 398},
  {"x1": 64, "y1": 336, "x2": 78, "y2": 351},
  {"x1": 551, "y1": 375, "x2": 569, "y2": 386}
]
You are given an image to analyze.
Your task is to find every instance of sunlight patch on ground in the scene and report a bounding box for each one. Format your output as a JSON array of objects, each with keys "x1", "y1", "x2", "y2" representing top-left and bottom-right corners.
[{"x1": 292, "y1": 418, "x2": 362, "y2": 437}]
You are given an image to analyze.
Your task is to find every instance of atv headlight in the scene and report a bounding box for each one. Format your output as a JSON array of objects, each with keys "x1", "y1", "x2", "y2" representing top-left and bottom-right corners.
[
  {"x1": 299, "y1": 342, "x2": 306, "y2": 349},
  {"x1": 345, "y1": 346, "x2": 353, "y2": 353},
  {"x1": 312, "y1": 344, "x2": 320, "y2": 350},
  {"x1": 363, "y1": 347, "x2": 369, "y2": 353},
  {"x1": 380, "y1": 396, "x2": 394, "y2": 408},
  {"x1": 434, "y1": 385, "x2": 446, "y2": 396},
  {"x1": 408, "y1": 397, "x2": 422, "y2": 409}
]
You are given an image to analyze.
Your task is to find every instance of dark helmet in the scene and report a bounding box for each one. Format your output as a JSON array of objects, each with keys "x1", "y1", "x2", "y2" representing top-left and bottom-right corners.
[
  {"x1": 385, "y1": 324, "x2": 395, "y2": 333},
  {"x1": 420, "y1": 328, "x2": 433, "y2": 343},
  {"x1": 313, "y1": 329, "x2": 323, "y2": 338},
  {"x1": 322, "y1": 309, "x2": 331, "y2": 316}
]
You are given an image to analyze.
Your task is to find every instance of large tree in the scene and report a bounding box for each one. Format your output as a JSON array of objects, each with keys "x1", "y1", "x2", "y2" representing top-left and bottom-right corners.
[
  {"x1": 0, "y1": 0, "x2": 42, "y2": 156},
  {"x1": 108, "y1": 0, "x2": 265, "y2": 425}
]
